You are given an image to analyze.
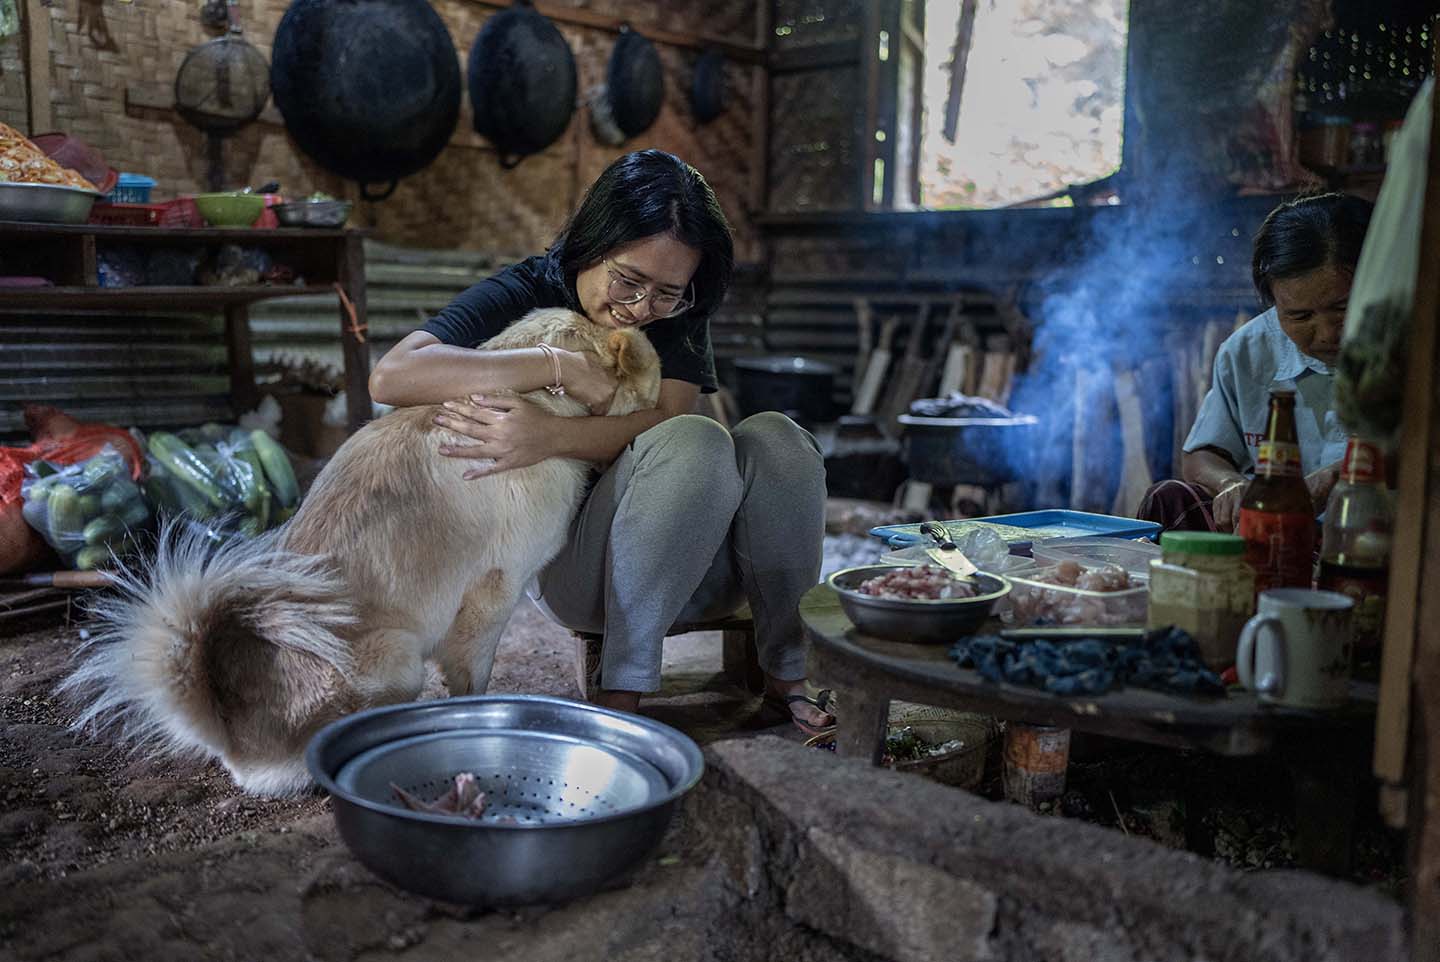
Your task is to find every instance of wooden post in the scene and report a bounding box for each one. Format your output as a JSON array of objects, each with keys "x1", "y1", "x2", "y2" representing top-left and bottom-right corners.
[
  {"x1": 23, "y1": 0, "x2": 52, "y2": 135},
  {"x1": 337, "y1": 232, "x2": 372, "y2": 434},
  {"x1": 833, "y1": 686, "x2": 890, "y2": 765},
  {"x1": 749, "y1": 0, "x2": 770, "y2": 215},
  {"x1": 1400, "y1": 69, "x2": 1440, "y2": 962},
  {"x1": 222, "y1": 304, "x2": 259, "y2": 416}
]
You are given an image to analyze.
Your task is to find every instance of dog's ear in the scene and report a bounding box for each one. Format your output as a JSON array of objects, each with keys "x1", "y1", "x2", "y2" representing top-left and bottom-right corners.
[{"x1": 607, "y1": 330, "x2": 646, "y2": 380}]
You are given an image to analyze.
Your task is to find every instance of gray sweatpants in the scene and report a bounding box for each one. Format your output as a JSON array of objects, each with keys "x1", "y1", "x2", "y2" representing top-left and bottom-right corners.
[{"x1": 529, "y1": 412, "x2": 826, "y2": 692}]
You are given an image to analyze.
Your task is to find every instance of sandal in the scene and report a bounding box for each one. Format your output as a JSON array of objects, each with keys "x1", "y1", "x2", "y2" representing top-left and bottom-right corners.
[{"x1": 760, "y1": 688, "x2": 838, "y2": 738}]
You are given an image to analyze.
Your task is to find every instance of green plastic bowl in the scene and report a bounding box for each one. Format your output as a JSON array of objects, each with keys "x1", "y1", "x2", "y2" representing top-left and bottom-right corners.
[{"x1": 194, "y1": 192, "x2": 265, "y2": 227}]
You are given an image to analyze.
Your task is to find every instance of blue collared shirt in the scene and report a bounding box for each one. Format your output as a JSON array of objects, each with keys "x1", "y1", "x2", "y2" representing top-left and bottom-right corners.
[{"x1": 1183, "y1": 308, "x2": 1347, "y2": 476}]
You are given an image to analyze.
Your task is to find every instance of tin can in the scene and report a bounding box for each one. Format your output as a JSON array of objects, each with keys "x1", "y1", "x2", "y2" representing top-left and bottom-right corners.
[{"x1": 1002, "y1": 723, "x2": 1071, "y2": 808}]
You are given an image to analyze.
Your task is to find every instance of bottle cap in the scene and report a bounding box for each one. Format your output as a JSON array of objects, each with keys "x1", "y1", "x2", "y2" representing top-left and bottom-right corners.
[{"x1": 1160, "y1": 531, "x2": 1246, "y2": 556}]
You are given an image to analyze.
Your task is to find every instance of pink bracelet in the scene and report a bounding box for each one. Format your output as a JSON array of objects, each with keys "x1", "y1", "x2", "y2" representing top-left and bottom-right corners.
[{"x1": 536, "y1": 342, "x2": 565, "y2": 397}]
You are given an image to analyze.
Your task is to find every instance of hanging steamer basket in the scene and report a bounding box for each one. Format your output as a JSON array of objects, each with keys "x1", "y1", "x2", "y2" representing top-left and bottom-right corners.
[
  {"x1": 270, "y1": 0, "x2": 462, "y2": 201},
  {"x1": 589, "y1": 27, "x2": 663, "y2": 146},
  {"x1": 174, "y1": 24, "x2": 271, "y2": 192},
  {"x1": 691, "y1": 48, "x2": 726, "y2": 124},
  {"x1": 469, "y1": 0, "x2": 576, "y2": 169}
]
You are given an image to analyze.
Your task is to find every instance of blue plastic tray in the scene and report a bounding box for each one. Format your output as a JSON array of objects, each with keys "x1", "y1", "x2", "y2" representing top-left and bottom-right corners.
[{"x1": 868, "y1": 510, "x2": 1161, "y2": 548}]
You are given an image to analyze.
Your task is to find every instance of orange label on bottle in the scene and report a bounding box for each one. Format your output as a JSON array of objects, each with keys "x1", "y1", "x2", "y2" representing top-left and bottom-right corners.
[
  {"x1": 1255, "y1": 441, "x2": 1302, "y2": 478},
  {"x1": 1239, "y1": 508, "x2": 1315, "y2": 592}
]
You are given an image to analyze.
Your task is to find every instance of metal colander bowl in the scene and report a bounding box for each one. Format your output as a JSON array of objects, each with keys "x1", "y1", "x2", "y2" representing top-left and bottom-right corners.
[{"x1": 307, "y1": 695, "x2": 704, "y2": 906}]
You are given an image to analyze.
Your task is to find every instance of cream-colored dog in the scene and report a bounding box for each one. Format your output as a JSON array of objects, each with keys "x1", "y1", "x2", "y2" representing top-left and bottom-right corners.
[{"x1": 63, "y1": 308, "x2": 661, "y2": 796}]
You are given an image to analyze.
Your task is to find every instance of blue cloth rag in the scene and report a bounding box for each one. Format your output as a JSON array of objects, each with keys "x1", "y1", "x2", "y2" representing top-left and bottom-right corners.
[{"x1": 949, "y1": 627, "x2": 1225, "y2": 697}]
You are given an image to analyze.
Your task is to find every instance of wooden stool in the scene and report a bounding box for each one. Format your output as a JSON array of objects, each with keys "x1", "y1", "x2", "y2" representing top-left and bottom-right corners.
[{"x1": 573, "y1": 609, "x2": 763, "y2": 701}]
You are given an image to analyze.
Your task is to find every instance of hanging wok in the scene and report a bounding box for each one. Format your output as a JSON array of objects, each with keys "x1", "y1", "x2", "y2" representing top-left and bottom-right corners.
[
  {"x1": 600, "y1": 27, "x2": 663, "y2": 141},
  {"x1": 469, "y1": 0, "x2": 576, "y2": 168},
  {"x1": 271, "y1": 0, "x2": 461, "y2": 201},
  {"x1": 691, "y1": 49, "x2": 726, "y2": 124}
]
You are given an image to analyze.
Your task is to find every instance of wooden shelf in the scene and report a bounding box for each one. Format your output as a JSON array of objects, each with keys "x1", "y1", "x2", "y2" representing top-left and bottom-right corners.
[
  {"x1": 0, "y1": 221, "x2": 372, "y2": 432},
  {"x1": 0, "y1": 220, "x2": 357, "y2": 242},
  {"x1": 0, "y1": 285, "x2": 333, "y2": 311}
]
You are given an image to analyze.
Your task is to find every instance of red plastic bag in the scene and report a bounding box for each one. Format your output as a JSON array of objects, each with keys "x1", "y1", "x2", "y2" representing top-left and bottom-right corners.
[{"x1": 0, "y1": 406, "x2": 143, "y2": 573}]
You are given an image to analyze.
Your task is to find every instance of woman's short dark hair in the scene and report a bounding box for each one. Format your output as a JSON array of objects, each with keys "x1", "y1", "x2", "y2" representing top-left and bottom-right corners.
[
  {"x1": 1252, "y1": 193, "x2": 1373, "y2": 307},
  {"x1": 549, "y1": 149, "x2": 735, "y2": 320}
]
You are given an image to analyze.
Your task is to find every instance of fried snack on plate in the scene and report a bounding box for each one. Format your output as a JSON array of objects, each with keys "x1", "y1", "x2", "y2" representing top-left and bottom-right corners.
[{"x1": 0, "y1": 122, "x2": 99, "y2": 191}]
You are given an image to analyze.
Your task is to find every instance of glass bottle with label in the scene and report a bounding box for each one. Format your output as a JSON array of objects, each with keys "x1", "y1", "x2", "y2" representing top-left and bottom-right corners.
[
  {"x1": 1238, "y1": 390, "x2": 1315, "y2": 594},
  {"x1": 1318, "y1": 437, "x2": 1392, "y2": 670}
]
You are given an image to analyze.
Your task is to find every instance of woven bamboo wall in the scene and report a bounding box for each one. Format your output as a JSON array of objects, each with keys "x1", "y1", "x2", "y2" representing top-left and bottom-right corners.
[{"x1": 0, "y1": 0, "x2": 761, "y2": 259}]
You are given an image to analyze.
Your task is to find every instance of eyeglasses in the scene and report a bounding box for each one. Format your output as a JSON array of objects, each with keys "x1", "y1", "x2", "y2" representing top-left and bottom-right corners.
[{"x1": 604, "y1": 259, "x2": 693, "y2": 319}]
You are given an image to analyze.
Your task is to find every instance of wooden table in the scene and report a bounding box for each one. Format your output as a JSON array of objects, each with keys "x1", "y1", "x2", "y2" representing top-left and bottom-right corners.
[
  {"x1": 0, "y1": 221, "x2": 373, "y2": 432},
  {"x1": 799, "y1": 584, "x2": 1379, "y2": 874}
]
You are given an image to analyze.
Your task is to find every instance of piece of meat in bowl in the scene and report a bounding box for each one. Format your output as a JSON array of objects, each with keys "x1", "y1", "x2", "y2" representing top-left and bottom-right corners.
[
  {"x1": 391, "y1": 772, "x2": 489, "y2": 818},
  {"x1": 856, "y1": 564, "x2": 979, "y2": 600}
]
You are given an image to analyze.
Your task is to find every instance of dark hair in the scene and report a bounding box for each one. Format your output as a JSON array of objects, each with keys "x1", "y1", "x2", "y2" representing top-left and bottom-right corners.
[
  {"x1": 1252, "y1": 193, "x2": 1373, "y2": 307},
  {"x1": 548, "y1": 149, "x2": 735, "y2": 321}
]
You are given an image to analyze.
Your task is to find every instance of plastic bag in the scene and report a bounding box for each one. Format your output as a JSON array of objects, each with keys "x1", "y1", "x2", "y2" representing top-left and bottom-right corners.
[
  {"x1": 1, "y1": 406, "x2": 145, "y2": 573},
  {"x1": 144, "y1": 424, "x2": 296, "y2": 537},
  {"x1": 20, "y1": 445, "x2": 152, "y2": 569},
  {"x1": 1336, "y1": 79, "x2": 1433, "y2": 443}
]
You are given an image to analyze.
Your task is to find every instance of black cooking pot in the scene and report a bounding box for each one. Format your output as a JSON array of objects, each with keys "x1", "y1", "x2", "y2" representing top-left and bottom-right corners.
[
  {"x1": 469, "y1": 1, "x2": 576, "y2": 168},
  {"x1": 607, "y1": 28, "x2": 663, "y2": 138},
  {"x1": 271, "y1": 0, "x2": 462, "y2": 200},
  {"x1": 691, "y1": 49, "x2": 726, "y2": 124},
  {"x1": 733, "y1": 356, "x2": 837, "y2": 425},
  {"x1": 896, "y1": 413, "x2": 1038, "y2": 486}
]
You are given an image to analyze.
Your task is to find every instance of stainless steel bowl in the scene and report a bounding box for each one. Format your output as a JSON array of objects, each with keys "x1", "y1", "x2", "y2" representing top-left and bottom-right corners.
[
  {"x1": 827, "y1": 564, "x2": 1012, "y2": 644},
  {"x1": 306, "y1": 694, "x2": 704, "y2": 906},
  {"x1": 0, "y1": 181, "x2": 102, "y2": 224},
  {"x1": 274, "y1": 199, "x2": 352, "y2": 228}
]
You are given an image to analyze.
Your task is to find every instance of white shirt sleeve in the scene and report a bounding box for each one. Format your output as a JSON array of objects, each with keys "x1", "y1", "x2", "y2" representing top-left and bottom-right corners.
[{"x1": 1183, "y1": 344, "x2": 1249, "y2": 471}]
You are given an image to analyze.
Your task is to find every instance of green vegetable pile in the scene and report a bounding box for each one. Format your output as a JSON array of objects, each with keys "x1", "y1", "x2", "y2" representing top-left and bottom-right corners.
[
  {"x1": 20, "y1": 446, "x2": 151, "y2": 570},
  {"x1": 144, "y1": 423, "x2": 299, "y2": 538}
]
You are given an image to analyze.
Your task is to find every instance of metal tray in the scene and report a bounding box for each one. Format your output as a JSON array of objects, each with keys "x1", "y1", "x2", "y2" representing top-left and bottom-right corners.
[
  {"x1": 0, "y1": 181, "x2": 102, "y2": 224},
  {"x1": 274, "y1": 199, "x2": 352, "y2": 228},
  {"x1": 869, "y1": 510, "x2": 1161, "y2": 549}
]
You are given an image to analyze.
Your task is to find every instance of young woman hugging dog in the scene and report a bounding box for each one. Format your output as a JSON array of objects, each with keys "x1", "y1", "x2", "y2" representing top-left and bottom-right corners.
[
  {"x1": 64, "y1": 150, "x2": 832, "y2": 796},
  {"x1": 370, "y1": 149, "x2": 835, "y2": 738}
]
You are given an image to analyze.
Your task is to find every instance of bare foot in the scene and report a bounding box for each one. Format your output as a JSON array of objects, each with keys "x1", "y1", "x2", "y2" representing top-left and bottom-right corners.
[
  {"x1": 594, "y1": 689, "x2": 641, "y2": 714},
  {"x1": 764, "y1": 676, "x2": 835, "y2": 731}
]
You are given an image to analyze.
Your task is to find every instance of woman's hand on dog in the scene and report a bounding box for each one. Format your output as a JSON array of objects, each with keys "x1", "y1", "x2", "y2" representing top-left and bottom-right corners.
[
  {"x1": 436, "y1": 395, "x2": 559, "y2": 478},
  {"x1": 558, "y1": 349, "x2": 620, "y2": 415}
]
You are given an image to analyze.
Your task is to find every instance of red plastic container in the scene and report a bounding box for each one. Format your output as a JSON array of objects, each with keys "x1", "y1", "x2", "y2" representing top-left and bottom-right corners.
[{"x1": 88, "y1": 202, "x2": 166, "y2": 227}]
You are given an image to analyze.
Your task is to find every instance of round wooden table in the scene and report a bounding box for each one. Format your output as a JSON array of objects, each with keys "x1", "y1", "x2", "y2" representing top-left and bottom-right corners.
[{"x1": 798, "y1": 583, "x2": 1378, "y2": 874}]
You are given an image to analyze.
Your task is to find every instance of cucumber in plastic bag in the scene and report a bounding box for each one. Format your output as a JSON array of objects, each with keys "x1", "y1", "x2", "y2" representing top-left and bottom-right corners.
[
  {"x1": 143, "y1": 424, "x2": 289, "y2": 538},
  {"x1": 19, "y1": 443, "x2": 146, "y2": 568}
]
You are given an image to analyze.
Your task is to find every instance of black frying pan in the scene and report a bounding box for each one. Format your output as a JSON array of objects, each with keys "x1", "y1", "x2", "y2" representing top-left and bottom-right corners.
[{"x1": 271, "y1": 0, "x2": 461, "y2": 201}]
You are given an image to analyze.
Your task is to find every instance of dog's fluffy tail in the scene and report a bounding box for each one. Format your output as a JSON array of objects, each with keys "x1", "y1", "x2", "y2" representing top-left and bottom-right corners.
[{"x1": 60, "y1": 520, "x2": 357, "y2": 794}]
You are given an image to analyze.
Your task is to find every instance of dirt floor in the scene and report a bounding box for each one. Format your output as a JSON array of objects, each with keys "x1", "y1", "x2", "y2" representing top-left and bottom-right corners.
[
  {"x1": 0, "y1": 518, "x2": 1406, "y2": 958},
  {"x1": 0, "y1": 598, "x2": 810, "y2": 890}
]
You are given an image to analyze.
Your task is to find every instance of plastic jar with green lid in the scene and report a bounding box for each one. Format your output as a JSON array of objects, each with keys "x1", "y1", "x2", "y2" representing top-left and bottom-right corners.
[{"x1": 1148, "y1": 532, "x2": 1255, "y2": 671}]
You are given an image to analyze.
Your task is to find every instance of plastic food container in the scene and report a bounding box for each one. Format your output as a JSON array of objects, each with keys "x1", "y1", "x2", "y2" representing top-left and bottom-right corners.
[
  {"x1": 1147, "y1": 532, "x2": 1254, "y2": 671},
  {"x1": 107, "y1": 173, "x2": 157, "y2": 204},
  {"x1": 1001, "y1": 563, "x2": 1149, "y2": 628},
  {"x1": 879, "y1": 545, "x2": 1035, "y2": 578},
  {"x1": 1030, "y1": 537, "x2": 1162, "y2": 581}
]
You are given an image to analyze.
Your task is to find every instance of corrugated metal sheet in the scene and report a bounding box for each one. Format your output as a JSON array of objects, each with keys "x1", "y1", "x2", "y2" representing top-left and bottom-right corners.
[{"x1": 248, "y1": 241, "x2": 505, "y2": 383}]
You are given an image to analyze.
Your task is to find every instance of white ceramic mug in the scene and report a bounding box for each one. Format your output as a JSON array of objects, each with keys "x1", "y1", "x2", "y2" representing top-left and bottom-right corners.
[{"x1": 1236, "y1": 588, "x2": 1355, "y2": 709}]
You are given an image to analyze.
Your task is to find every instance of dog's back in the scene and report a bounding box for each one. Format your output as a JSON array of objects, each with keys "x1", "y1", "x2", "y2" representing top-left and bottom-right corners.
[{"x1": 62, "y1": 308, "x2": 661, "y2": 795}]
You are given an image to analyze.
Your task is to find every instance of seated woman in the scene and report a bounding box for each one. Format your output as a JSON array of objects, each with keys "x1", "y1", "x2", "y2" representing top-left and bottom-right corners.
[
  {"x1": 1140, "y1": 193, "x2": 1373, "y2": 532},
  {"x1": 368, "y1": 150, "x2": 835, "y2": 736}
]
